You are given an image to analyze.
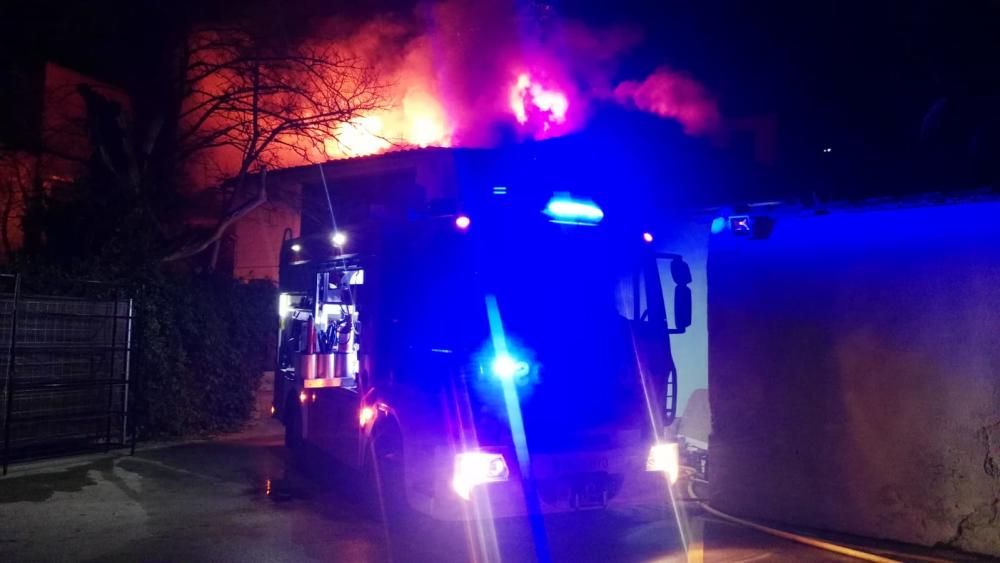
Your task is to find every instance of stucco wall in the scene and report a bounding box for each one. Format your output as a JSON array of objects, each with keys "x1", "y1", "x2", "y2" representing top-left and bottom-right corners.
[
  {"x1": 708, "y1": 200, "x2": 1000, "y2": 555},
  {"x1": 233, "y1": 200, "x2": 301, "y2": 281}
]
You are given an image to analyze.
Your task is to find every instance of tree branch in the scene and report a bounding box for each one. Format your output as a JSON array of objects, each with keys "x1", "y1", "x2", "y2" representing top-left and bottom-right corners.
[{"x1": 162, "y1": 168, "x2": 268, "y2": 262}]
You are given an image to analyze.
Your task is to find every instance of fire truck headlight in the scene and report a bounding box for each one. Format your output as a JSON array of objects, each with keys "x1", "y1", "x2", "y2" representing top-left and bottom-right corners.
[
  {"x1": 490, "y1": 353, "x2": 530, "y2": 381},
  {"x1": 452, "y1": 452, "x2": 510, "y2": 500},
  {"x1": 359, "y1": 406, "x2": 375, "y2": 427},
  {"x1": 646, "y1": 443, "x2": 680, "y2": 484}
]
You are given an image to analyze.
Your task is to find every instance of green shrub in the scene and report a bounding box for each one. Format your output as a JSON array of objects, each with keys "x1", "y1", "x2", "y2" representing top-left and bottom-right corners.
[
  {"x1": 136, "y1": 274, "x2": 276, "y2": 437},
  {"x1": 13, "y1": 165, "x2": 278, "y2": 437}
]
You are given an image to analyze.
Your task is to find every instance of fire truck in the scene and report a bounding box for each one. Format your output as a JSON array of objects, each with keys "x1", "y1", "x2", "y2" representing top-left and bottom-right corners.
[{"x1": 273, "y1": 181, "x2": 691, "y2": 520}]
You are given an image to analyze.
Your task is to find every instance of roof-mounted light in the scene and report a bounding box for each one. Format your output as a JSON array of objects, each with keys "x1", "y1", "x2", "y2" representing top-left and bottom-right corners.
[
  {"x1": 543, "y1": 195, "x2": 604, "y2": 225},
  {"x1": 331, "y1": 231, "x2": 347, "y2": 247},
  {"x1": 710, "y1": 217, "x2": 726, "y2": 234}
]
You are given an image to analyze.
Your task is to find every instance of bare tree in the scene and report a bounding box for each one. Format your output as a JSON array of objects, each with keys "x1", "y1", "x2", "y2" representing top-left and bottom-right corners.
[
  {"x1": 159, "y1": 26, "x2": 386, "y2": 262},
  {"x1": 15, "y1": 23, "x2": 385, "y2": 267},
  {"x1": 0, "y1": 147, "x2": 36, "y2": 260}
]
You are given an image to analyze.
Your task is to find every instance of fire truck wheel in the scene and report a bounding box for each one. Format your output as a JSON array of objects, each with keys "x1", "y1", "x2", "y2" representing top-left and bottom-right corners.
[
  {"x1": 366, "y1": 427, "x2": 409, "y2": 524},
  {"x1": 284, "y1": 402, "x2": 303, "y2": 450}
]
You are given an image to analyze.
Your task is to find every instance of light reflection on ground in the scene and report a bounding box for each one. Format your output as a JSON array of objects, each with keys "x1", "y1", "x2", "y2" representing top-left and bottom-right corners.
[{"x1": 0, "y1": 422, "x2": 863, "y2": 562}]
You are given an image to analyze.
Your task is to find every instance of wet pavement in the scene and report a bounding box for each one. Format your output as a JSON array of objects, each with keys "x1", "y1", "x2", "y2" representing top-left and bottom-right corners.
[{"x1": 0, "y1": 422, "x2": 867, "y2": 562}]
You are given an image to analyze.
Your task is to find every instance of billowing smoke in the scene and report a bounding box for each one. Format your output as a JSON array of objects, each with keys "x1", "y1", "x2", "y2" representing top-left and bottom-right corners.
[
  {"x1": 614, "y1": 67, "x2": 722, "y2": 136},
  {"x1": 312, "y1": 0, "x2": 722, "y2": 158}
]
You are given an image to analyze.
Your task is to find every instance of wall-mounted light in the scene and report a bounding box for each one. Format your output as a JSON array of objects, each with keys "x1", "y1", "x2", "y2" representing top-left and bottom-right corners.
[{"x1": 278, "y1": 293, "x2": 292, "y2": 318}]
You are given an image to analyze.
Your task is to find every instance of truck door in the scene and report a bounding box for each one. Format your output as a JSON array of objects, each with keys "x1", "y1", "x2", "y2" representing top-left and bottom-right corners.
[
  {"x1": 315, "y1": 268, "x2": 369, "y2": 469},
  {"x1": 313, "y1": 385, "x2": 364, "y2": 467},
  {"x1": 619, "y1": 252, "x2": 691, "y2": 432}
]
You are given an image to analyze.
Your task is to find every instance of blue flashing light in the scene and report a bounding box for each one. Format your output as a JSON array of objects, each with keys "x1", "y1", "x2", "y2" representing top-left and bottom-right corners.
[
  {"x1": 710, "y1": 217, "x2": 727, "y2": 234},
  {"x1": 490, "y1": 353, "x2": 530, "y2": 381},
  {"x1": 543, "y1": 195, "x2": 604, "y2": 225}
]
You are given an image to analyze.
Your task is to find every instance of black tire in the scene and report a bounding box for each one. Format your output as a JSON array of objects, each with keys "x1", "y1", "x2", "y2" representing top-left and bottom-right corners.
[
  {"x1": 284, "y1": 401, "x2": 303, "y2": 450},
  {"x1": 365, "y1": 427, "x2": 411, "y2": 527}
]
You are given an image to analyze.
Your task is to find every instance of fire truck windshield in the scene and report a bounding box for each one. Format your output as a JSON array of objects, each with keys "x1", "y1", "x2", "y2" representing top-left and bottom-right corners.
[{"x1": 465, "y1": 228, "x2": 664, "y2": 443}]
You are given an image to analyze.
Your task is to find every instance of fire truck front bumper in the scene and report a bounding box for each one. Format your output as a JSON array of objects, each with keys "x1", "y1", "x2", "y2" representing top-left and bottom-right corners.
[{"x1": 409, "y1": 444, "x2": 679, "y2": 521}]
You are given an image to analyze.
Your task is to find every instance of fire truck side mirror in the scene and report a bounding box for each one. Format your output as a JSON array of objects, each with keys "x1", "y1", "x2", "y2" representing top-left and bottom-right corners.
[
  {"x1": 670, "y1": 258, "x2": 692, "y2": 286},
  {"x1": 671, "y1": 258, "x2": 692, "y2": 331}
]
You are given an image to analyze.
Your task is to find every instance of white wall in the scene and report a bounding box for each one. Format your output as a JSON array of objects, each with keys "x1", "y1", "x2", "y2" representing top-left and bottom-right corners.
[
  {"x1": 233, "y1": 200, "x2": 300, "y2": 281},
  {"x1": 708, "y1": 200, "x2": 1000, "y2": 556}
]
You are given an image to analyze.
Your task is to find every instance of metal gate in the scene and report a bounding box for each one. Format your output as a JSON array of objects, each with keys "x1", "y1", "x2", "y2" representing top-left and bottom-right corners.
[{"x1": 0, "y1": 274, "x2": 137, "y2": 474}]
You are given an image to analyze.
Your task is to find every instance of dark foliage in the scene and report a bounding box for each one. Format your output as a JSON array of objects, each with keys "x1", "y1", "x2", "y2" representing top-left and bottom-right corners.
[
  {"x1": 15, "y1": 171, "x2": 276, "y2": 437},
  {"x1": 137, "y1": 274, "x2": 275, "y2": 436}
]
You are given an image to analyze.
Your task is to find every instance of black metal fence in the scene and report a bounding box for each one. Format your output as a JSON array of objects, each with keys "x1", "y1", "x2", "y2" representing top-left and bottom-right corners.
[{"x1": 0, "y1": 274, "x2": 138, "y2": 474}]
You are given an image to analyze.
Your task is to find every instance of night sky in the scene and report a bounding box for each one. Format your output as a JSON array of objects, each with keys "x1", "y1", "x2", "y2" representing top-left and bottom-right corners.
[{"x1": 4, "y1": 0, "x2": 1000, "y2": 202}]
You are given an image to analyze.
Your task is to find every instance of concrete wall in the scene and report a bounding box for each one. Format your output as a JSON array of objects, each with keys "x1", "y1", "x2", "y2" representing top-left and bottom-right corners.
[
  {"x1": 708, "y1": 200, "x2": 1000, "y2": 556},
  {"x1": 233, "y1": 200, "x2": 300, "y2": 281}
]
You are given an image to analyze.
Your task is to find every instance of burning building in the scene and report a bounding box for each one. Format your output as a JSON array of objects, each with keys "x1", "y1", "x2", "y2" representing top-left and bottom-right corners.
[
  {"x1": 0, "y1": 62, "x2": 128, "y2": 258},
  {"x1": 216, "y1": 0, "x2": 737, "y2": 279}
]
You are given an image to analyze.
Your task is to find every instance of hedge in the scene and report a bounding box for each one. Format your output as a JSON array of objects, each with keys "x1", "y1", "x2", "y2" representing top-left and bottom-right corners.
[{"x1": 136, "y1": 274, "x2": 276, "y2": 437}]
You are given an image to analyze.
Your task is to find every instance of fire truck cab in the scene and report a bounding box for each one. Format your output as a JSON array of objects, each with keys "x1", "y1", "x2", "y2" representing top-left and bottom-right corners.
[{"x1": 273, "y1": 188, "x2": 691, "y2": 520}]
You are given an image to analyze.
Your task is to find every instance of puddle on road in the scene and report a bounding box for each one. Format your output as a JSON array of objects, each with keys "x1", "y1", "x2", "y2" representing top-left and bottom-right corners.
[
  {"x1": 241, "y1": 446, "x2": 368, "y2": 513},
  {"x1": 245, "y1": 476, "x2": 312, "y2": 503},
  {"x1": 0, "y1": 458, "x2": 113, "y2": 503}
]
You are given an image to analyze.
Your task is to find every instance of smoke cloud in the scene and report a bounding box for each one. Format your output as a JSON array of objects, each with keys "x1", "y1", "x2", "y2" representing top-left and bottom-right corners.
[
  {"x1": 311, "y1": 0, "x2": 721, "y2": 157},
  {"x1": 614, "y1": 67, "x2": 722, "y2": 136}
]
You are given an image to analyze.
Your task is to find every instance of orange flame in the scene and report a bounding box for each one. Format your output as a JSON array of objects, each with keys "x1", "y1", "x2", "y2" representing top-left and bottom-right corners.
[
  {"x1": 185, "y1": 3, "x2": 720, "y2": 170},
  {"x1": 509, "y1": 73, "x2": 569, "y2": 133},
  {"x1": 324, "y1": 89, "x2": 453, "y2": 158}
]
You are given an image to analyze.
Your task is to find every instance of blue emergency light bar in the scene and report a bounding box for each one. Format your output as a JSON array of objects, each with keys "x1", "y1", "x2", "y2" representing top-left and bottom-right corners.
[{"x1": 543, "y1": 195, "x2": 604, "y2": 225}]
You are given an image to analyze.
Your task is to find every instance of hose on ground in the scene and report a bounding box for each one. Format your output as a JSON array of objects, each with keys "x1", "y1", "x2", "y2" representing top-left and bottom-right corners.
[{"x1": 683, "y1": 473, "x2": 907, "y2": 563}]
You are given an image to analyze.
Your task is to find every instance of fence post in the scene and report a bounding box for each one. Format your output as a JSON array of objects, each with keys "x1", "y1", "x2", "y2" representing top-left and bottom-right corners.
[
  {"x1": 104, "y1": 287, "x2": 120, "y2": 453},
  {"x1": 123, "y1": 297, "x2": 134, "y2": 454},
  {"x1": 2, "y1": 274, "x2": 22, "y2": 476},
  {"x1": 129, "y1": 287, "x2": 142, "y2": 456}
]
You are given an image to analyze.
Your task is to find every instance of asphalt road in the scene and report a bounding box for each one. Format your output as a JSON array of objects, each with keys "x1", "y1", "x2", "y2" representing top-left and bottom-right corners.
[{"x1": 0, "y1": 422, "x2": 860, "y2": 563}]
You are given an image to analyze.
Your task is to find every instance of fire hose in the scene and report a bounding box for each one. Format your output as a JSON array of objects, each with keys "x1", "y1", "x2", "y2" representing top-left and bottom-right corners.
[{"x1": 681, "y1": 470, "x2": 949, "y2": 563}]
